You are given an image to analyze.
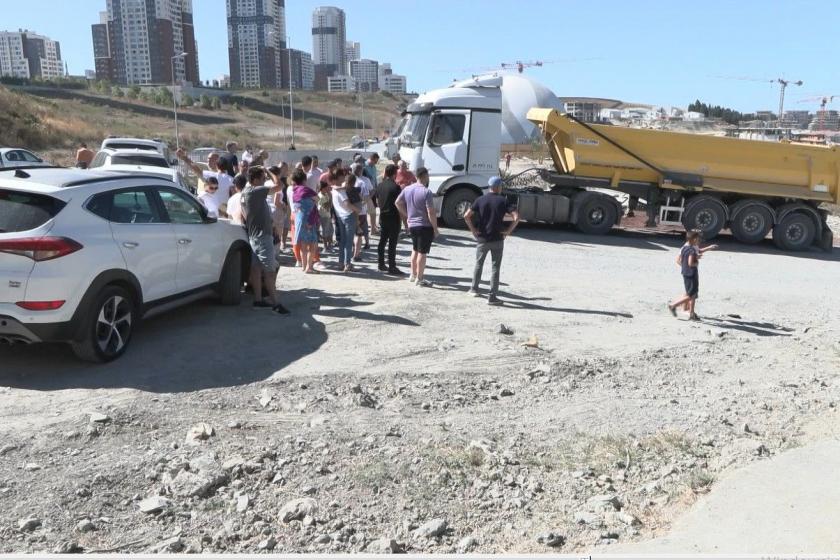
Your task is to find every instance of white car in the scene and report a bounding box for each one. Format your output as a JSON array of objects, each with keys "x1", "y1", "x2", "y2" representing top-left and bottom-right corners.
[
  {"x1": 99, "y1": 164, "x2": 194, "y2": 193},
  {"x1": 0, "y1": 148, "x2": 51, "y2": 169},
  {"x1": 0, "y1": 167, "x2": 249, "y2": 362},
  {"x1": 100, "y1": 137, "x2": 176, "y2": 166},
  {"x1": 90, "y1": 148, "x2": 170, "y2": 170}
]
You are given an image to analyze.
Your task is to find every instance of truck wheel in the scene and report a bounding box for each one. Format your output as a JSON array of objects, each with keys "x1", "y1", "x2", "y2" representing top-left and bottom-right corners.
[
  {"x1": 218, "y1": 249, "x2": 243, "y2": 305},
  {"x1": 772, "y1": 212, "x2": 816, "y2": 251},
  {"x1": 731, "y1": 204, "x2": 772, "y2": 244},
  {"x1": 575, "y1": 196, "x2": 617, "y2": 235},
  {"x1": 71, "y1": 285, "x2": 136, "y2": 363},
  {"x1": 442, "y1": 189, "x2": 478, "y2": 228},
  {"x1": 683, "y1": 198, "x2": 725, "y2": 239}
]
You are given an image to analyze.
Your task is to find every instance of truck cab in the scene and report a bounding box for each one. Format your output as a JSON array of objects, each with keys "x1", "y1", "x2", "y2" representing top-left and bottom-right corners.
[{"x1": 397, "y1": 75, "x2": 504, "y2": 226}]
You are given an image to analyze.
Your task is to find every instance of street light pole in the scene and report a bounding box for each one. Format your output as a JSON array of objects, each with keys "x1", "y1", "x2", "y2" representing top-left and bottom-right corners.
[
  {"x1": 287, "y1": 35, "x2": 295, "y2": 148},
  {"x1": 171, "y1": 52, "x2": 188, "y2": 150}
]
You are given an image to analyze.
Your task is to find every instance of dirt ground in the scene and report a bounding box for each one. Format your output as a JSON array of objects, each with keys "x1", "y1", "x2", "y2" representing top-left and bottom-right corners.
[{"x1": 1, "y1": 224, "x2": 839, "y2": 553}]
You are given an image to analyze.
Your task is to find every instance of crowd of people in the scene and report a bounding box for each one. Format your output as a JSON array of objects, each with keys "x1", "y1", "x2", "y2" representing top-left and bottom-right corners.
[
  {"x1": 176, "y1": 142, "x2": 711, "y2": 319},
  {"x1": 174, "y1": 144, "x2": 524, "y2": 314}
]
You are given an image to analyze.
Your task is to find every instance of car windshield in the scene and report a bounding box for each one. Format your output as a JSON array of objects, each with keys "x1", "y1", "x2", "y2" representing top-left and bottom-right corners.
[
  {"x1": 111, "y1": 155, "x2": 168, "y2": 168},
  {"x1": 400, "y1": 112, "x2": 431, "y2": 148},
  {"x1": 0, "y1": 189, "x2": 65, "y2": 233}
]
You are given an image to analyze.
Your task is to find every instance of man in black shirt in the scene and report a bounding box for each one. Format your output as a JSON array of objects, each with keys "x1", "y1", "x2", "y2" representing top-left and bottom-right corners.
[
  {"x1": 375, "y1": 164, "x2": 405, "y2": 275},
  {"x1": 464, "y1": 176, "x2": 520, "y2": 305},
  {"x1": 219, "y1": 141, "x2": 239, "y2": 178}
]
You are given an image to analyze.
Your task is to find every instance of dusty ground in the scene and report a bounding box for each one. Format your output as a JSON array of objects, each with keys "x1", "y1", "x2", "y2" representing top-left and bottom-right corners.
[{"x1": 1, "y1": 224, "x2": 839, "y2": 554}]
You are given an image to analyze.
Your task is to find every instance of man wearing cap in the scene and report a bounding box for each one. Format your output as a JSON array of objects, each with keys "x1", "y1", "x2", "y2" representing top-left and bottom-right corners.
[{"x1": 463, "y1": 176, "x2": 520, "y2": 305}]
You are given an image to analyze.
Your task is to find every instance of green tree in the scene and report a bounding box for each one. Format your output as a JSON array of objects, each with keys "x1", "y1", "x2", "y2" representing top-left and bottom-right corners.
[
  {"x1": 181, "y1": 93, "x2": 194, "y2": 107},
  {"x1": 200, "y1": 94, "x2": 212, "y2": 109},
  {"x1": 114, "y1": 87, "x2": 125, "y2": 98},
  {"x1": 211, "y1": 96, "x2": 222, "y2": 110}
]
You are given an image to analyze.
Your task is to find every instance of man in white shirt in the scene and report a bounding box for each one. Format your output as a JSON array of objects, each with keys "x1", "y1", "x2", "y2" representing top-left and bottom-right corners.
[
  {"x1": 351, "y1": 162, "x2": 373, "y2": 260},
  {"x1": 197, "y1": 177, "x2": 221, "y2": 218},
  {"x1": 301, "y1": 155, "x2": 321, "y2": 192},
  {"x1": 177, "y1": 149, "x2": 233, "y2": 212},
  {"x1": 241, "y1": 146, "x2": 254, "y2": 165},
  {"x1": 226, "y1": 174, "x2": 247, "y2": 225}
]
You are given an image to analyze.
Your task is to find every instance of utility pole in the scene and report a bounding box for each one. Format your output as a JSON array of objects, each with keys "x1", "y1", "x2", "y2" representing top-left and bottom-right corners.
[
  {"x1": 360, "y1": 92, "x2": 366, "y2": 149},
  {"x1": 288, "y1": 37, "x2": 295, "y2": 148},
  {"x1": 170, "y1": 52, "x2": 188, "y2": 150},
  {"x1": 777, "y1": 78, "x2": 803, "y2": 126}
]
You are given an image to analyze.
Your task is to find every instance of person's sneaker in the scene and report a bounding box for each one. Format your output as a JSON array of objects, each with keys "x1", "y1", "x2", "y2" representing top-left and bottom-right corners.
[
  {"x1": 272, "y1": 303, "x2": 290, "y2": 315},
  {"x1": 387, "y1": 268, "x2": 407, "y2": 276},
  {"x1": 416, "y1": 278, "x2": 432, "y2": 288},
  {"x1": 408, "y1": 275, "x2": 416, "y2": 283},
  {"x1": 353, "y1": 256, "x2": 363, "y2": 262},
  {"x1": 363, "y1": 244, "x2": 370, "y2": 250},
  {"x1": 467, "y1": 289, "x2": 481, "y2": 297},
  {"x1": 667, "y1": 303, "x2": 677, "y2": 317},
  {"x1": 487, "y1": 295, "x2": 502, "y2": 306},
  {"x1": 378, "y1": 264, "x2": 389, "y2": 272},
  {"x1": 689, "y1": 313, "x2": 700, "y2": 321},
  {"x1": 253, "y1": 301, "x2": 273, "y2": 309}
]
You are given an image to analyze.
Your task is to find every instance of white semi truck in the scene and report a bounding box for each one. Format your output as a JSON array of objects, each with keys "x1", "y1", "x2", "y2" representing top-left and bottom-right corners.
[{"x1": 396, "y1": 75, "x2": 624, "y2": 233}]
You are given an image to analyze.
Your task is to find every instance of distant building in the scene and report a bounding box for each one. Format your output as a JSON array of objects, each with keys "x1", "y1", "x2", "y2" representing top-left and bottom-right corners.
[
  {"x1": 755, "y1": 110, "x2": 776, "y2": 122},
  {"x1": 810, "y1": 110, "x2": 839, "y2": 131},
  {"x1": 327, "y1": 74, "x2": 355, "y2": 93},
  {"x1": 0, "y1": 30, "x2": 63, "y2": 79},
  {"x1": 91, "y1": 0, "x2": 199, "y2": 86},
  {"x1": 377, "y1": 63, "x2": 406, "y2": 95},
  {"x1": 781, "y1": 110, "x2": 811, "y2": 129},
  {"x1": 227, "y1": 0, "x2": 286, "y2": 88},
  {"x1": 280, "y1": 48, "x2": 314, "y2": 91},
  {"x1": 349, "y1": 58, "x2": 378, "y2": 92},
  {"x1": 312, "y1": 6, "x2": 346, "y2": 90},
  {"x1": 345, "y1": 41, "x2": 360, "y2": 64},
  {"x1": 564, "y1": 100, "x2": 603, "y2": 122}
]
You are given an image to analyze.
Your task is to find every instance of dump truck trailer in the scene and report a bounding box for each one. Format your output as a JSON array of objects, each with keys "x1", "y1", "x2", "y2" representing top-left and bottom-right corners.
[
  {"x1": 527, "y1": 108, "x2": 839, "y2": 251},
  {"x1": 394, "y1": 75, "x2": 837, "y2": 251}
]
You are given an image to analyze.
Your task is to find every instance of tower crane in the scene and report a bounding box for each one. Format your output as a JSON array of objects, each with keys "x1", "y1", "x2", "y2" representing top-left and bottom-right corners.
[{"x1": 798, "y1": 95, "x2": 838, "y2": 129}]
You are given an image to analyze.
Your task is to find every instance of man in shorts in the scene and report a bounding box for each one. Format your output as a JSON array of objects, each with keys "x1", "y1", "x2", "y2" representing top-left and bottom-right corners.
[
  {"x1": 395, "y1": 167, "x2": 438, "y2": 287},
  {"x1": 241, "y1": 166, "x2": 289, "y2": 314}
]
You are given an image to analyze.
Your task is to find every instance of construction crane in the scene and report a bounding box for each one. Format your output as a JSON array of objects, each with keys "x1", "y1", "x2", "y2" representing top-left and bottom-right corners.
[
  {"x1": 798, "y1": 95, "x2": 838, "y2": 129},
  {"x1": 501, "y1": 60, "x2": 545, "y2": 73},
  {"x1": 712, "y1": 75, "x2": 804, "y2": 124}
]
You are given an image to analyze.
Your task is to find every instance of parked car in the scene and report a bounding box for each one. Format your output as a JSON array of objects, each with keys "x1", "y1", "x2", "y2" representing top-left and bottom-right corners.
[
  {"x1": 0, "y1": 167, "x2": 249, "y2": 362},
  {"x1": 98, "y1": 164, "x2": 194, "y2": 193},
  {"x1": 90, "y1": 148, "x2": 170, "y2": 170},
  {"x1": 0, "y1": 148, "x2": 51, "y2": 169},
  {"x1": 100, "y1": 137, "x2": 176, "y2": 166}
]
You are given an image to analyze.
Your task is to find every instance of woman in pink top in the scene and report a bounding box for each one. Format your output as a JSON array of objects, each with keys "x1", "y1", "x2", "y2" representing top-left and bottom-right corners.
[{"x1": 395, "y1": 160, "x2": 417, "y2": 188}]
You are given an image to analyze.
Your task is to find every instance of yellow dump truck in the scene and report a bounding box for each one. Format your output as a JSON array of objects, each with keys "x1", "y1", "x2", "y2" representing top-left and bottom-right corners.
[{"x1": 525, "y1": 108, "x2": 839, "y2": 251}]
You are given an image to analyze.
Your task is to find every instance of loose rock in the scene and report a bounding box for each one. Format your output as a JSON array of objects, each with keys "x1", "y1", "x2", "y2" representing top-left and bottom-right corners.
[
  {"x1": 138, "y1": 496, "x2": 171, "y2": 514},
  {"x1": 279, "y1": 498, "x2": 318, "y2": 523},
  {"x1": 412, "y1": 518, "x2": 448, "y2": 539},
  {"x1": 18, "y1": 517, "x2": 42, "y2": 532}
]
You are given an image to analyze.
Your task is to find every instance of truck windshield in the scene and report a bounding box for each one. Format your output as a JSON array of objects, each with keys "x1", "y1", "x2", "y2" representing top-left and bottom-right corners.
[{"x1": 401, "y1": 112, "x2": 431, "y2": 148}]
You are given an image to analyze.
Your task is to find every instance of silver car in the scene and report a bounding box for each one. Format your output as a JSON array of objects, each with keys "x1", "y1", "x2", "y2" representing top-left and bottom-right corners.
[{"x1": 0, "y1": 148, "x2": 51, "y2": 169}]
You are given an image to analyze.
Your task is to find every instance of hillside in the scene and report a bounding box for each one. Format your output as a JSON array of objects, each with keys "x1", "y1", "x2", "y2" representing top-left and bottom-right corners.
[{"x1": 0, "y1": 85, "x2": 409, "y2": 165}]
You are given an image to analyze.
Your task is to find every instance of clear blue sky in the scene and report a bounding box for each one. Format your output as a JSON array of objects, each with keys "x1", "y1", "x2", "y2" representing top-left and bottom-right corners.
[{"x1": 4, "y1": 0, "x2": 839, "y2": 112}]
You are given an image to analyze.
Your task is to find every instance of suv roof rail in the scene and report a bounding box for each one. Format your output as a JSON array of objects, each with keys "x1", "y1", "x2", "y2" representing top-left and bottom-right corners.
[
  {"x1": 61, "y1": 174, "x2": 175, "y2": 188},
  {"x1": 0, "y1": 165, "x2": 65, "y2": 173}
]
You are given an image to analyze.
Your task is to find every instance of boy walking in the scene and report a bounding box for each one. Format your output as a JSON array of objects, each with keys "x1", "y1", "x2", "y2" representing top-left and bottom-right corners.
[{"x1": 668, "y1": 230, "x2": 717, "y2": 320}]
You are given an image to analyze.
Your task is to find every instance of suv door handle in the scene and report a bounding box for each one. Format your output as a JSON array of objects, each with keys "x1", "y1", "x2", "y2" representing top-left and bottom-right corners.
[
  {"x1": 452, "y1": 164, "x2": 465, "y2": 171},
  {"x1": 122, "y1": 241, "x2": 139, "y2": 249},
  {"x1": 178, "y1": 238, "x2": 192, "y2": 245}
]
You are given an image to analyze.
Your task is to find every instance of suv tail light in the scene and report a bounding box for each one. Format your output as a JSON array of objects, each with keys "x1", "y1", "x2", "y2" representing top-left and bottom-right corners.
[{"x1": 0, "y1": 237, "x2": 83, "y2": 261}]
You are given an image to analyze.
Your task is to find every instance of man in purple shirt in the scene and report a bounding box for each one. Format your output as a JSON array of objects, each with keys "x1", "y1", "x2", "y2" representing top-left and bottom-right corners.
[{"x1": 395, "y1": 167, "x2": 438, "y2": 286}]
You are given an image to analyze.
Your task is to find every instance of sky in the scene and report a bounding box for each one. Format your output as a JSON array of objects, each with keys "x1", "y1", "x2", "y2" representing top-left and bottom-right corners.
[{"x1": 4, "y1": 0, "x2": 839, "y2": 113}]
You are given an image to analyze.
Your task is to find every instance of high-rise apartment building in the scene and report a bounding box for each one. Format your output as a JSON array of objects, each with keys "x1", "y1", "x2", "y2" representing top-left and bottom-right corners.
[
  {"x1": 349, "y1": 58, "x2": 378, "y2": 92},
  {"x1": 280, "y1": 48, "x2": 314, "y2": 91},
  {"x1": 227, "y1": 0, "x2": 286, "y2": 88},
  {"x1": 0, "y1": 30, "x2": 63, "y2": 79},
  {"x1": 311, "y1": 6, "x2": 346, "y2": 90},
  {"x1": 377, "y1": 62, "x2": 407, "y2": 95},
  {"x1": 91, "y1": 0, "x2": 199, "y2": 85},
  {"x1": 345, "y1": 40, "x2": 360, "y2": 65}
]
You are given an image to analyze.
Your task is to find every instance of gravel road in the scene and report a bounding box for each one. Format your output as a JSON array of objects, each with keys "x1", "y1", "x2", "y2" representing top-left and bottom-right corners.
[{"x1": 1, "y1": 224, "x2": 838, "y2": 553}]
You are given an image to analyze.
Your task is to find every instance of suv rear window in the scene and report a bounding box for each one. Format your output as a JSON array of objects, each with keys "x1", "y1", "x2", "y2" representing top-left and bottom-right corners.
[
  {"x1": 0, "y1": 189, "x2": 66, "y2": 233},
  {"x1": 111, "y1": 155, "x2": 168, "y2": 168},
  {"x1": 104, "y1": 143, "x2": 157, "y2": 152}
]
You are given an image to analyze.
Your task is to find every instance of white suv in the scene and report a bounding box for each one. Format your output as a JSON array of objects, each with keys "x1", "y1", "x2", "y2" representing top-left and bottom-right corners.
[
  {"x1": 0, "y1": 167, "x2": 249, "y2": 362},
  {"x1": 99, "y1": 137, "x2": 176, "y2": 166},
  {"x1": 90, "y1": 148, "x2": 171, "y2": 170}
]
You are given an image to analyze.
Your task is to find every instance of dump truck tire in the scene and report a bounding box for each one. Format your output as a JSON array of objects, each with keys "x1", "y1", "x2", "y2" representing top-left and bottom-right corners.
[
  {"x1": 442, "y1": 188, "x2": 478, "y2": 228},
  {"x1": 773, "y1": 212, "x2": 816, "y2": 252},
  {"x1": 731, "y1": 204, "x2": 773, "y2": 244},
  {"x1": 683, "y1": 197, "x2": 726, "y2": 239},
  {"x1": 575, "y1": 196, "x2": 617, "y2": 235}
]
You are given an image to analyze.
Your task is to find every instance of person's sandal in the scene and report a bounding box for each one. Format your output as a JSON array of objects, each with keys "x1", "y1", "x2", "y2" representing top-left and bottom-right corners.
[
  {"x1": 689, "y1": 313, "x2": 700, "y2": 321},
  {"x1": 667, "y1": 304, "x2": 677, "y2": 317}
]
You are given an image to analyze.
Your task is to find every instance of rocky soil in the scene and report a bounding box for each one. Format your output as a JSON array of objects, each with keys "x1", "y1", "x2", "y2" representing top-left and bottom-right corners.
[{"x1": 1, "y1": 225, "x2": 838, "y2": 553}]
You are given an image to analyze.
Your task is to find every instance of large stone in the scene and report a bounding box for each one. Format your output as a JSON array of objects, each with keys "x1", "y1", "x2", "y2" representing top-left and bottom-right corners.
[
  {"x1": 138, "y1": 496, "x2": 171, "y2": 514},
  {"x1": 536, "y1": 531, "x2": 565, "y2": 547},
  {"x1": 185, "y1": 423, "x2": 214, "y2": 445},
  {"x1": 279, "y1": 498, "x2": 318, "y2": 523},
  {"x1": 457, "y1": 536, "x2": 478, "y2": 553},
  {"x1": 365, "y1": 538, "x2": 403, "y2": 553},
  {"x1": 586, "y1": 493, "x2": 622, "y2": 511},
  {"x1": 412, "y1": 518, "x2": 448, "y2": 539},
  {"x1": 166, "y1": 470, "x2": 220, "y2": 498},
  {"x1": 18, "y1": 517, "x2": 41, "y2": 532},
  {"x1": 88, "y1": 412, "x2": 111, "y2": 424}
]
